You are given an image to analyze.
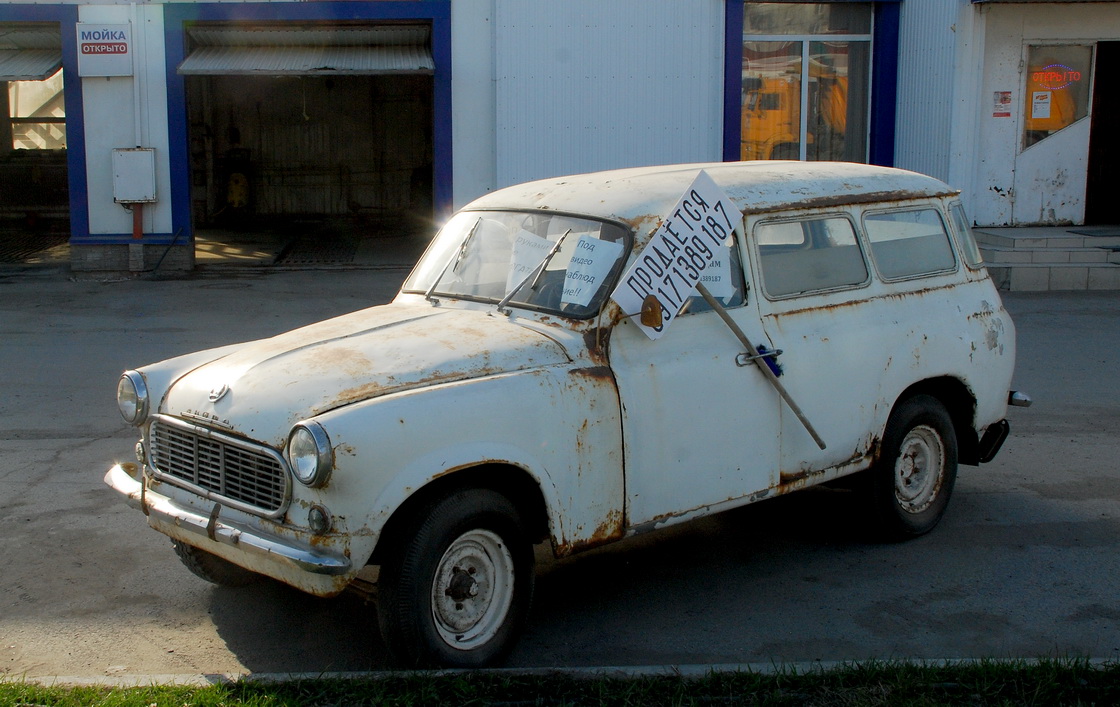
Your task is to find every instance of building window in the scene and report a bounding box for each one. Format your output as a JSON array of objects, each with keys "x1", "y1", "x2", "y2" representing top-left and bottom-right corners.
[
  {"x1": 6, "y1": 69, "x2": 66, "y2": 150},
  {"x1": 1023, "y1": 44, "x2": 1093, "y2": 150},
  {"x1": 741, "y1": 2, "x2": 872, "y2": 162}
]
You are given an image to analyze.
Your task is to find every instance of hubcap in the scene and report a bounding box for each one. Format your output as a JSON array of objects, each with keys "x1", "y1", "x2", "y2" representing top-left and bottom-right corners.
[
  {"x1": 431, "y1": 529, "x2": 515, "y2": 650},
  {"x1": 893, "y1": 424, "x2": 945, "y2": 514}
]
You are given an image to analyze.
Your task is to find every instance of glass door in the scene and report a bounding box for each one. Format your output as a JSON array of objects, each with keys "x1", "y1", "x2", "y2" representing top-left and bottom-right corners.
[{"x1": 741, "y1": 3, "x2": 872, "y2": 163}]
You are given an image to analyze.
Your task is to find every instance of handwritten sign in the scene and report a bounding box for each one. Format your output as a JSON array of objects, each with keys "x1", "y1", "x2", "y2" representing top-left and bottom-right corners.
[
  {"x1": 505, "y1": 230, "x2": 552, "y2": 292},
  {"x1": 562, "y1": 235, "x2": 624, "y2": 307},
  {"x1": 611, "y1": 171, "x2": 742, "y2": 340}
]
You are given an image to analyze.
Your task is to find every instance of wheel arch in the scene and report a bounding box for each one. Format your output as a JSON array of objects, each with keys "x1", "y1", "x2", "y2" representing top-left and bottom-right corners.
[
  {"x1": 890, "y1": 377, "x2": 980, "y2": 465},
  {"x1": 369, "y1": 462, "x2": 551, "y2": 566}
]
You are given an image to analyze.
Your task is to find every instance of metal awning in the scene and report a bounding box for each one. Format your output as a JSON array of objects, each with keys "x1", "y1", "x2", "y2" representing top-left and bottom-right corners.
[
  {"x1": 178, "y1": 26, "x2": 434, "y2": 76},
  {"x1": 0, "y1": 25, "x2": 62, "y2": 81}
]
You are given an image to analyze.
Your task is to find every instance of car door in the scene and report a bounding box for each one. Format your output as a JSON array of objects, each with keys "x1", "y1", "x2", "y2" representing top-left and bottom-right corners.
[
  {"x1": 609, "y1": 239, "x2": 781, "y2": 528},
  {"x1": 747, "y1": 210, "x2": 883, "y2": 478}
]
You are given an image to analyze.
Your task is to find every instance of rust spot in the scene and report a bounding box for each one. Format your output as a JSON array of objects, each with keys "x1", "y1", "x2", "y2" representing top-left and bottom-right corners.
[
  {"x1": 321, "y1": 367, "x2": 504, "y2": 415},
  {"x1": 308, "y1": 533, "x2": 341, "y2": 549},
  {"x1": 569, "y1": 365, "x2": 613, "y2": 382},
  {"x1": 554, "y1": 509, "x2": 625, "y2": 556},
  {"x1": 743, "y1": 188, "x2": 958, "y2": 215},
  {"x1": 769, "y1": 282, "x2": 960, "y2": 319}
]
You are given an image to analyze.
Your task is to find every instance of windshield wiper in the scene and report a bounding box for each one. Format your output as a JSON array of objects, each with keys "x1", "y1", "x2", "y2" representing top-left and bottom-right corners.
[
  {"x1": 425, "y1": 217, "x2": 482, "y2": 304},
  {"x1": 496, "y1": 229, "x2": 571, "y2": 315}
]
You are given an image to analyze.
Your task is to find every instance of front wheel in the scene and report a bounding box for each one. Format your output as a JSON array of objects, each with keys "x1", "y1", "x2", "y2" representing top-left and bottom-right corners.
[
  {"x1": 866, "y1": 395, "x2": 958, "y2": 540},
  {"x1": 376, "y1": 488, "x2": 535, "y2": 668}
]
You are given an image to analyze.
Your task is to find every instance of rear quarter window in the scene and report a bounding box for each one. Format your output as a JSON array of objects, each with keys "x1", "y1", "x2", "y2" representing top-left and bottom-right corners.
[
  {"x1": 949, "y1": 202, "x2": 984, "y2": 269},
  {"x1": 863, "y1": 208, "x2": 956, "y2": 280}
]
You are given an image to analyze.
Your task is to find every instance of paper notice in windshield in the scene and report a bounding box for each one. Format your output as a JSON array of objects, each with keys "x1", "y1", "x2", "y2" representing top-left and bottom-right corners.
[
  {"x1": 562, "y1": 236, "x2": 624, "y2": 307},
  {"x1": 506, "y1": 229, "x2": 552, "y2": 293},
  {"x1": 611, "y1": 171, "x2": 742, "y2": 340}
]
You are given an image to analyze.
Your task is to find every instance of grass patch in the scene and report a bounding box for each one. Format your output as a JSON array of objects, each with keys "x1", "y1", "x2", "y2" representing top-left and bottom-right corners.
[{"x1": 3, "y1": 659, "x2": 1118, "y2": 706}]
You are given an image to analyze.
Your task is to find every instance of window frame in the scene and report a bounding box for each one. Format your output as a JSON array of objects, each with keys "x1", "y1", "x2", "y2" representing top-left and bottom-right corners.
[
  {"x1": 724, "y1": 1, "x2": 901, "y2": 166},
  {"x1": 751, "y1": 210, "x2": 872, "y2": 301},
  {"x1": 861, "y1": 205, "x2": 959, "y2": 282},
  {"x1": 948, "y1": 201, "x2": 984, "y2": 271}
]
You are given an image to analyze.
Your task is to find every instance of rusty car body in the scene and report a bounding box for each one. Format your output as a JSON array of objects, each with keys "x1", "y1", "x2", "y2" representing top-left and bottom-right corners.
[{"x1": 106, "y1": 161, "x2": 1027, "y2": 667}]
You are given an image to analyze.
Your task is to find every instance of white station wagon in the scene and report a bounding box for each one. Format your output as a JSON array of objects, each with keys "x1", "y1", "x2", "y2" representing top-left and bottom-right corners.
[{"x1": 107, "y1": 161, "x2": 1029, "y2": 667}]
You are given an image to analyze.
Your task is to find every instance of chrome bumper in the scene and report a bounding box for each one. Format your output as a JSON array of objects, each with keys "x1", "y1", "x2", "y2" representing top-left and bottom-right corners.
[{"x1": 104, "y1": 463, "x2": 351, "y2": 576}]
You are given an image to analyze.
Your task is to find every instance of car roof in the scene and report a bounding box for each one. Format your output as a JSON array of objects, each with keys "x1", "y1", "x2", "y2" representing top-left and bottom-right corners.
[{"x1": 463, "y1": 161, "x2": 959, "y2": 232}]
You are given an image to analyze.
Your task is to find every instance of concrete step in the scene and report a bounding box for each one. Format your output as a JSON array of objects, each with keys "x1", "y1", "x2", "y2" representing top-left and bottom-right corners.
[
  {"x1": 986, "y1": 262, "x2": 1120, "y2": 291},
  {"x1": 974, "y1": 227, "x2": 1120, "y2": 250},
  {"x1": 974, "y1": 226, "x2": 1120, "y2": 290},
  {"x1": 979, "y1": 244, "x2": 1119, "y2": 266}
]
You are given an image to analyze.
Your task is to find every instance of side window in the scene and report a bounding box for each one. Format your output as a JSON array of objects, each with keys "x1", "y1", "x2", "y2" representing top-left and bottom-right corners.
[
  {"x1": 863, "y1": 208, "x2": 956, "y2": 279},
  {"x1": 756, "y1": 216, "x2": 868, "y2": 297},
  {"x1": 949, "y1": 202, "x2": 984, "y2": 269},
  {"x1": 679, "y1": 234, "x2": 747, "y2": 315}
]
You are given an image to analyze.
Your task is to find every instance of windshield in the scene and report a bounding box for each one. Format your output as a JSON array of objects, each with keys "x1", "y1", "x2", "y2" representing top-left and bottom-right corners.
[{"x1": 403, "y1": 211, "x2": 631, "y2": 318}]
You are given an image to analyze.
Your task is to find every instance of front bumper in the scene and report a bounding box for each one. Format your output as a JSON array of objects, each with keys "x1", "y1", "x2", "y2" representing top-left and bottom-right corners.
[{"x1": 105, "y1": 463, "x2": 351, "y2": 577}]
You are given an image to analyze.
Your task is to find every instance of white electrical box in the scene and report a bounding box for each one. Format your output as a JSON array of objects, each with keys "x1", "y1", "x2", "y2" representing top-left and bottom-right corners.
[{"x1": 112, "y1": 148, "x2": 157, "y2": 204}]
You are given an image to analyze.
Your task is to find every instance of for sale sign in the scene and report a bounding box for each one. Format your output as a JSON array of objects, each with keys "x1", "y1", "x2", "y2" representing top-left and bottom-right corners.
[
  {"x1": 77, "y1": 24, "x2": 133, "y2": 77},
  {"x1": 611, "y1": 171, "x2": 742, "y2": 340}
]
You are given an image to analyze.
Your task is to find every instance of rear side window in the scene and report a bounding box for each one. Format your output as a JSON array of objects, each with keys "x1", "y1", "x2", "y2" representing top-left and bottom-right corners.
[
  {"x1": 863, "y1": 208, "x2": 956, "y2": 279},
  {"x1": 756, "y1": 216, "x2": 868, "y2": 297},
  {"x1": 949, "y1": 202, "x2": 984, "y2": 269}
]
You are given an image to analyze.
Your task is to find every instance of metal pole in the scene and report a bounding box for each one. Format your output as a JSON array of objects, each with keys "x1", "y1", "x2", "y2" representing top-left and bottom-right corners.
[{"x1": 696, "y1": 283, "x2": 827, "y2": 450}]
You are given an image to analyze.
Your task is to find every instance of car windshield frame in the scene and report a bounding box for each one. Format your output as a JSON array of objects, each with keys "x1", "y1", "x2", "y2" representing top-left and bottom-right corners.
[{"x1": 403, "y1": 209, "x2": 633, "y2": 319}]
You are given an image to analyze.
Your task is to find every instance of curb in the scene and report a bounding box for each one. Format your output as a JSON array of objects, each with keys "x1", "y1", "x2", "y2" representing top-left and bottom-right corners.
[{"x1": 12, "y1": 657, "x2": 1118, "y2": 687}]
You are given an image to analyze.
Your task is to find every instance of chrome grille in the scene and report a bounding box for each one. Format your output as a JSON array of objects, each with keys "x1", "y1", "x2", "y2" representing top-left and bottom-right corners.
[{"x1": 148, "y1": 416, "x2": 289, "y2": 515}]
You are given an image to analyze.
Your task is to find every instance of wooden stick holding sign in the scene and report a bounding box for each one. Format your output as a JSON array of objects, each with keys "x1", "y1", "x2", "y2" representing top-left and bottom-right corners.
[{"x1": 695, "y1": 283, "x2": 827, "y2": 450}]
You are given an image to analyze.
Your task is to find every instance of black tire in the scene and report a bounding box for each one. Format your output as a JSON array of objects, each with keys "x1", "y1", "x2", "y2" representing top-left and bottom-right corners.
[
  {"x1": 866, "y1": 394, "x2": 958, "y2": 540},
  {"x1": 376, "y1": 488, "x2": 535, "y2": 669},
  {"x1": 171, "y1": 539, "x2": 260, "y2": 587}
]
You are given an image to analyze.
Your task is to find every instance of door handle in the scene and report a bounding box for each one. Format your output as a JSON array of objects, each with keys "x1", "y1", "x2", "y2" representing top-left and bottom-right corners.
[{"x1": 735, "y1": 348, "x2": 782, "y2": 368}]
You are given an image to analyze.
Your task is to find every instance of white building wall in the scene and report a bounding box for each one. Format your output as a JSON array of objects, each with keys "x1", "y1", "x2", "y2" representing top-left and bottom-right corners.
[
  {"x1": 972, "y1": 3, "x2": 1120, "y2": 226},
  {"x1": 492, "y1": 0, "x2": 725, "y2": 188},
  {"x1": 894, "y1": 0, "x2": 962, "y2": 182},
  {"x1": 79, "y1": 3, "x2": 171, "y2": 236},
  {"x1": 450, "y1": 0, "x2": 497, "y2": 208}
]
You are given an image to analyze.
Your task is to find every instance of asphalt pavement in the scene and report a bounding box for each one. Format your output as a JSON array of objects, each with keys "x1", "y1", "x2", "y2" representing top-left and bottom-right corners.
[{"x1": 1, "y1": 264, "x2": 1118, "y2": 681}]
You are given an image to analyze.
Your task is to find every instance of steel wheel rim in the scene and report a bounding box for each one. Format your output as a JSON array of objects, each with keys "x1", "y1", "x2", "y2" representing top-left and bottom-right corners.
[
  {"x1": 893, "y1": 424, "x2": 945, "y2": 514},
  {"x1": 431, "y1": 529, "x2": 515, "y2": 651}
]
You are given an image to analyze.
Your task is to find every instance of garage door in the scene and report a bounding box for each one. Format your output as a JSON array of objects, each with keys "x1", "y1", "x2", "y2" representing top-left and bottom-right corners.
[{"x1": 177, "y1": 25, "x2": 433, "y2": 76}]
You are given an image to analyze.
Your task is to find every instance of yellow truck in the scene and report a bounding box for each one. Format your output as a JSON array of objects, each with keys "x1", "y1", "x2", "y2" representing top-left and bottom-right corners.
[{"x1": 740, "y1": 71, "x2": 847, "y2": 161}]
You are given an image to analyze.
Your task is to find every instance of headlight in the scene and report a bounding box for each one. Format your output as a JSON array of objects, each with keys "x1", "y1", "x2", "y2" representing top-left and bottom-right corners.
[
  {"x1": 287, "y1": 421, "x2": 333, "y2": 487},
  {"x1": 117, "y1": 371, "x2": 149, "y2": 426}
]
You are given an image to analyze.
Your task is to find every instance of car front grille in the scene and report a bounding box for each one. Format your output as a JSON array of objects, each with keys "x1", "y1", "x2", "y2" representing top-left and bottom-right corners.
[{"x1": 148, "y1": 416, "x2": 289, "y2": 516}]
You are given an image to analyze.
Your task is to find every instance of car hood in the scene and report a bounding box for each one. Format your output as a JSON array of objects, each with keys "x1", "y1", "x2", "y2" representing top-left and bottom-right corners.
[{"x1": 158, "y1": 303, "x2": 571, "y2": 447}]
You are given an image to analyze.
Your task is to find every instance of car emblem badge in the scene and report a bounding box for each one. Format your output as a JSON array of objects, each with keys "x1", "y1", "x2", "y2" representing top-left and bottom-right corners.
[{"x1": 208, "y1": 383, "x2": 230, "y2": 403}]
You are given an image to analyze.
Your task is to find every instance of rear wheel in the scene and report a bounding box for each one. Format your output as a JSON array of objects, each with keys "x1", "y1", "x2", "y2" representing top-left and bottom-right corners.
[
  {"x1": 376, "y1": 488, "x2": 535, "y2": 668},
  {"x1": 866, "y1": 395, "x2": 958, "y2": 540},
  {"x1": 171, "y1": 539, "x2": 260, "y2": 587}
]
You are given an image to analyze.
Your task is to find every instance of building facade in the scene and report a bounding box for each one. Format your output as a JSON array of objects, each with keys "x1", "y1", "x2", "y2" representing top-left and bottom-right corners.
[
  {"x1": 895, "y1": 0, "x2": 1120, "y2": 227},
  {"x1": 19, "y1": 2, "x2": 1112, "y2": 271}
]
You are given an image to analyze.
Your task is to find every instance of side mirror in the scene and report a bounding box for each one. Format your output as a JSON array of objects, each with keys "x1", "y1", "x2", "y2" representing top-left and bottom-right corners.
[{"x1": 639, "y1": 294, "x2": 663, "y2": 328}]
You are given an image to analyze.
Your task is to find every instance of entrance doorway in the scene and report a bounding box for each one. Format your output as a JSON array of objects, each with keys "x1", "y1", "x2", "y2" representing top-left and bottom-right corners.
[
  {"x1": 0, "y1": 22, "x2": 68, "y2": 265},
  {"x1": 1085, "y1": 42, "x2": 1119, "y2": 225},
  {"x1": 180, "y1": 23, "x2": 435, "y2": 266}
]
